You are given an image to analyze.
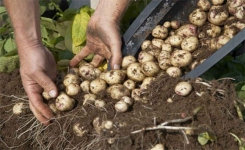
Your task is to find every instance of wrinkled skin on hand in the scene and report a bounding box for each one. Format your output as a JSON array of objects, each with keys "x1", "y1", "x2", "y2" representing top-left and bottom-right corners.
[
  {"x1": 19, "y1": 44, "x2": 58, "y2": 125},
  {"x1": 70, "y1": 14, "x2": 122, "y2": 69}
]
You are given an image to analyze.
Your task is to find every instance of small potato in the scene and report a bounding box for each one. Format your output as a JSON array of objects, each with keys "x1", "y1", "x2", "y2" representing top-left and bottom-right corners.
[
  {"x1": 212, "y1": 0, "x2": 224, "y2": 5},
  {"x1": 73, "y1": 122, "x2": 88, "y2": 137},
  {"x1": 141, "y1": 61, "x2": 160, "y2": 77},
  {"x1": 55, "y1": 92, "x2": 75, "y2": 111},
  {"x1": 152, "y1": 25, "x2": 168, "y2": 39},
  {"x1": 79, "y1": 63, "x2": 97, "y2": 81},
  {"x1": 104, "y1": 70, "x2": 126, "y2": 85},
  {"x1": 123, "y1": 79, "x2": 136, "y2": 91},
  {"x1": 42, "y1": 91, "x2": 52, "y2": 100},
  {"x1": 141, "y1": 40, "x2": 152, "y2": 51},
  {"x1": 161, "y1": 43, "x2": 172, "y2": 52},
  {"x1": 216, "y1": 35, "x2": 230, "y2": 49},
  {"x1": 176, "y1": 24, "x2": 197, "y2": 38},
  {"x1": 189, "y1": 9, "x2": 207, "y2": 26},
  {"x1": 83, "y1": 93, "x2": 96, "y2": 105},
  {"x1": 103, "y1": 120, "x2": 113, "y2": 130},
  {"x1": 121, "y1": 96, "x2": 134, "y2": 106},
  {"x1": 147, "y1": 48, "x2": 161, "y2": 58},
  {"x1": 158, "y1": 58, "x2": 172, "y2": 70},
  {"x1": 169, "y1": 34, "x2": 183, "y2": 47},
  {"x1": 80, "y1": 80, "x2": 90, "y2": 93},
  {"x1": 107, "y1": 84, "x2": 130, "y2": 100},
  {"x1": 66, "y1": 83, "x2": 81, "y2": 96},
  {"x1": 90, "y1": 78, "x2": 107, "y2": 95},
  {"x1": 122, "y1": 55, "x2": 137, "y2": 69},
  {"x1": 13, "y1": 102, "x2": 30, "y2": 115},
  {"x1": 115, "y1": 101, "x2": 129, "y2": 112},
  {"x1": 49, "y1": 103, "x2": 59, "y2": 114},
  {"x1": 95, "y1": 99, "x2": 106, "y2": 109},
  {"x1": 208, "y1": 6, "x2": 229, "y2": 26},
  {"x1": 140, "y1": 77, "x2": 155, "y2": 90},
  {"x1": 166, "y1": 66, "x2": 182, "y2": 78},
  {"x1": 152, "y1": 38, "x2": 164, "y2": 48},
  {"x1": 131, "y1": 88, "x2": 148, "y2": 103},
  {"x1": 170, "y1": 50, "x2": 192, "y2": 67},
  {"x1": 197, "y1": 0, "x2": 211, "y2": 11},
  {"x1": 170, "y1": 20, "x2": 181, "y2": 29},
  {"x1": 138, "y1": 51, "x2": 155, "y2": 63},
  {"x1": 127, "y1": 62, "x2": 146, "y2": 82},
  {"x1": 175, "y1": 81, "x2": 192, "y2": 96},
  {"x1": 181, "y1": 36, "x2": 199, "y2": 52},
  {"x1": 158, "y1": 50, "x2": 171, "y2": 59},
  {"x1": 63, "y1": 73, "x2": 81, "y2": 87},
  {"x1": 163, "y1": 21, "x2": 171, "y2": 28}
]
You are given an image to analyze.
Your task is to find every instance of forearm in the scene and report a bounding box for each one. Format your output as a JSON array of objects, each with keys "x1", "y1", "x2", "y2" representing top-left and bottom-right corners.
[
  {"x1": 95, "y1": 0, "x2": 131, "y2": 23},
  {"x1": 3, "y1": 0, "x2": 42, "y2": 50}
]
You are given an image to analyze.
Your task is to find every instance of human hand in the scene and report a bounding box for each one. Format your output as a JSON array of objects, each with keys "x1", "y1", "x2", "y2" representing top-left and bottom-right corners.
[
  {"x1": 70, "y1": 13, "x2": 122, "y2": 69},
  {"x1": 19, "y1": 44, "x2": 58, "y2": 125}
]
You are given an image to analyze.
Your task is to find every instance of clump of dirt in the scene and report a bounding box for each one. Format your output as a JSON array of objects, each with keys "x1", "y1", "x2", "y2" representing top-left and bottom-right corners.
[{"x1": 0, "y1": 70, "x2": 244, "y2": 150}]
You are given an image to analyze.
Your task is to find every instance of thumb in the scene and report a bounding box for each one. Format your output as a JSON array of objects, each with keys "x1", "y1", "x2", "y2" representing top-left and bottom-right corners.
[{"x1": 35, "y1": 71, "x2": 58, "y2": 98}]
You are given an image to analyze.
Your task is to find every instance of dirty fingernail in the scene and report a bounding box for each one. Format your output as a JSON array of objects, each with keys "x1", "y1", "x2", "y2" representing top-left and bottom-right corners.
[
  {"x1": 49, "y1": 90, "x2": 57, "y2": 98},
  {"x1": 113, "y1": 64, "x2": 120, "y2": 69}
]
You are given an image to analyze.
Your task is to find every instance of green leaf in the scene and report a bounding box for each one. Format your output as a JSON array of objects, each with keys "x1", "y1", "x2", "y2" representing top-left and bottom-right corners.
[
  {"x1": 0, "y1": 39, "x2": 6, "y2": 56},
  {"x1": 55, "y1": 40, "x2": 66, "y2": 50},
  {"x1": 58, "y1": 49, "x2": 74, "y2": 60},
  {"x1": 72, "y1": 12, "x2": 90, "y2": 46},
  {"x1": 0, "y1": 6, "x2": 6, "y2": 14},
  {"x1": 4, "y1": 37, "x2": 16, "y2": 52},
  {"x1": 59, "y1": 8, "x2": 77, "y2": 22},
  {"x1": 198, "y1": 132, "x2": 216, "y2": 146},
  {"x1": 40, "y1": 24, "x2": 49, "y2": 39},
  {"x1": 237, "y1": 91, "x2": 245, "y2": 100},
  {"x1": 0, "y1": 55, "x2": 19, "y2": 73},
  {"x1": 57, "y1": 59, "x2": 70, "y2": 67},
  {"x1": 64, "y1": 25, "x2": 73, "y2": 52},
  {"x1": 4, "y1": 49, "x2": 17, "y2": 57},
  {"x1": 41, "y1": 17, "x2": 57, "y2": 31},
  {"x1": 56, "y1": 21, "x2": 72, "y2": 37},
  {"x1": 241, "y1": 85, "x2": 245, "y2": 91},
  {"x1": 40, "y1": 5, "x2": 47, "y2": 16}
]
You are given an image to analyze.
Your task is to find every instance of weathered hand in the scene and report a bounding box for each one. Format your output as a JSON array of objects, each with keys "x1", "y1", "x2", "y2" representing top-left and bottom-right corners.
[
  {"x1": 70, "y1": 14, "x2": 122, "y2": 69},
  {"x1": 19, "y1": 45, "x2": 58, "y2": 125}
]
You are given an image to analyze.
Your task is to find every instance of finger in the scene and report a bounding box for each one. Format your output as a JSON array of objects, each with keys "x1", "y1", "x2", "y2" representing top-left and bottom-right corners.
[
  {"x1": 70, "y1": 46, "x2": 92, "y2": 67},
  {"x1": 29, "y1": 102, "x2": 51, "y2": 125},
  {"x1": 91, "y1": 54, "x2": 105, "y2": 67},
  {"x1": 108, "y1": 39, "x2": 122, "y2": 69},
  {"x1": 33, "y1": 71, "x2": 58, "y2": 98}
]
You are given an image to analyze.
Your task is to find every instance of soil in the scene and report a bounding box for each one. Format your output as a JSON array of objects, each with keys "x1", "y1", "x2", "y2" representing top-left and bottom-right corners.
[{"x1": 0, "y1": 69, "x2": 245, "y2": 150}]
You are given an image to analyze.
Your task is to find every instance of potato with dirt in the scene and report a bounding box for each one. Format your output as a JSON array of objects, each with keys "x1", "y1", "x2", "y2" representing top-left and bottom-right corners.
[
  {"x1": 208, "y1": 6, "x2": 229, "y2": 26},
  {"x1": 121, "y1": 55, "x2": 137, "y2": 69},
  {"x1": 197, "y1": 0, "x2": 211, "y2": 11},
  {"x1": 107, "y1": 84, "x2": 130, "y2": 100},
  {"x1": 151, "y1": 25, "x2": 168, "y2": 39},
  {"x1": 89, "y1": 78, "x2": 107, "y2": 95},
  {"x1": 79, "y1": 63, "x2": 98, "y2": 81},
  {"x1": 138, "y1": 51, "x2": 155, "y2": 63},
  {"x1": 127, "y1": 62, "x2": 146, "y2": 82},
  {"x1": 103, "y1": 69, "x2": 126, "y2": 85},
  {"x1": 175, "y1": 24, "x2": 197, "y2": 38},
  {"x1": 189, "y1": 8, "x2": 207, "y2": 26},
  {"x1": 141, "y1": 61, "x2": 160, "y2": 77},
  {"x1": 170, "y1": 50, "x2": 192, "y2": 67},
  {"x1": 181, "y1": 36, "x2": 199, "y2": 52},
  {"x1": 55, "y1": 92, "x2": 75, "y2": 111}
]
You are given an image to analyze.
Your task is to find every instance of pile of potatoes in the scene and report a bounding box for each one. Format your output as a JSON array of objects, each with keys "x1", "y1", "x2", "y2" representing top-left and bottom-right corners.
[{"x1": 37, "y1": 0, "x2": 245, "y2": 116}]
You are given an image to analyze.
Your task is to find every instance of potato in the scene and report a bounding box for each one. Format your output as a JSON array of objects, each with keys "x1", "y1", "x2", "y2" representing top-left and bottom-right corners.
[
  {"x1": 131, "y1": 88, "x2": 148, "y2": 103},
  {"x1": 158, "y1": 50, "x2": 171, "y2": 59},
  {"x1": 140, "y1": 77, "x2": 155, "y2": 90},
  {"x1": 141, "y1": 61, "x2": 160, "y2": 77},
  {"x1": 166, "y1": 66, "x2": 182, "y2": 78},
  {"x1": 83, "y1": 93, "x2": 96, "y2": 106},
  {"x1": 170, "y1": 20, "x2": 181, "y2": 29},
  {"x1": 216, "y1": 35, "x2": 230, "y2": 49},
  {"x1": 158, "y1": 58, "x2": 172, "y2": 70},
  {"x1": 175, "y1": 24, "x2": 197, "y2": 38},
  {"x1": 90, "y1": 78, "x2": 107, "y2": 95},
  {"x1": 197, "y1": 0, "x2": 211, "y2": 11},
  {"x1": 152, "y1": 25, "x2": 168, "y2": 39},
  {"x1": 73, "y1": 122, "x2": 88, "y2": 137},
  {"x1": 181, "y1": 36, "x2": 199, "y2": 52},
  {"x1": 63, "y1": 73, "x2": 81, "y2": 87},
  {"x1": 161, "y1": 43, "x2": 172, "y2": 52},
  {"x1": 66, "y1": 83, "x2": 81, "y2": 96},
  {"x1": 151, "y1": 143, "x2": 165, "y2": 150},
  {"x1": 189, "y1": 9, "x2": 207, "y2": 26},
  {"x1": 169, "y1": 34, "x2": 183, "y2": 47},
  {"x1": 80, "y1": 80, "x2": 90, "y2": 93},
  {"x1": 198, "y1": 23, "x2": 221, "y2": 38},
  {"x1": 175, "y1": 82, "x2": 192, "y2": 96},
  {"x1": 94, "y1": 99, "x2": 106, "y2": 109},
  {"x1": 79, "y1": 63, "x2": 97, "y2": 81},
  {"x1": 55, "y1": 92, "x2": 75, "y2": 111},
  {"x1": 127, "y1": 62, "x2": 146, "y2": 82},
  {"x1": 152, "y1": 38, "x2": 164, "y2": 48},
  {"x1": 208, "y1": 6, "x2": 229, "y2": 26},
  {"x1": 104, "y1": 69, "x2": 126, "y2": 85},
  {"x1": 13, "y1": 102, "x2": 30, "y2": 115},
  {"x1": 115, "y1": 101, "x2": 129, "y2": 112},
  {"x1": 163, "y1": 21, "x2": 171, "y2": 28},
  {"x1": 138, "y1": 51, "x2": 155, "y2": 63},
  {"x1": 147, "y1": 48, "x2": 161, "y2": 58},
  {"x1": 107, "y1": 84, "x2": 130, "y2": 100},
  {"x1": 48, "y1": 103, "x2": 59, "y2": 114},
  {"x1": 170, "y1": 50, "x2": 192, "y2": 67},
  {"x1": 42, "y1": 91, "x2": 52, "y2": 100},
  {"x1": 141, "y1": 40, "x2": 152, "y2": 51},
  {"x1": 122, "y1": 55, "x2": 137, "y2": 69},
  {"x1": 123, "y1": 79, "x2": 136, "y2": 91},
  {"x1": 212, "y1": 0, "x2": 224, "y2": 5},
  {"x1": 121, "y1": 96, "x2": 134, "y2": 106}
]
